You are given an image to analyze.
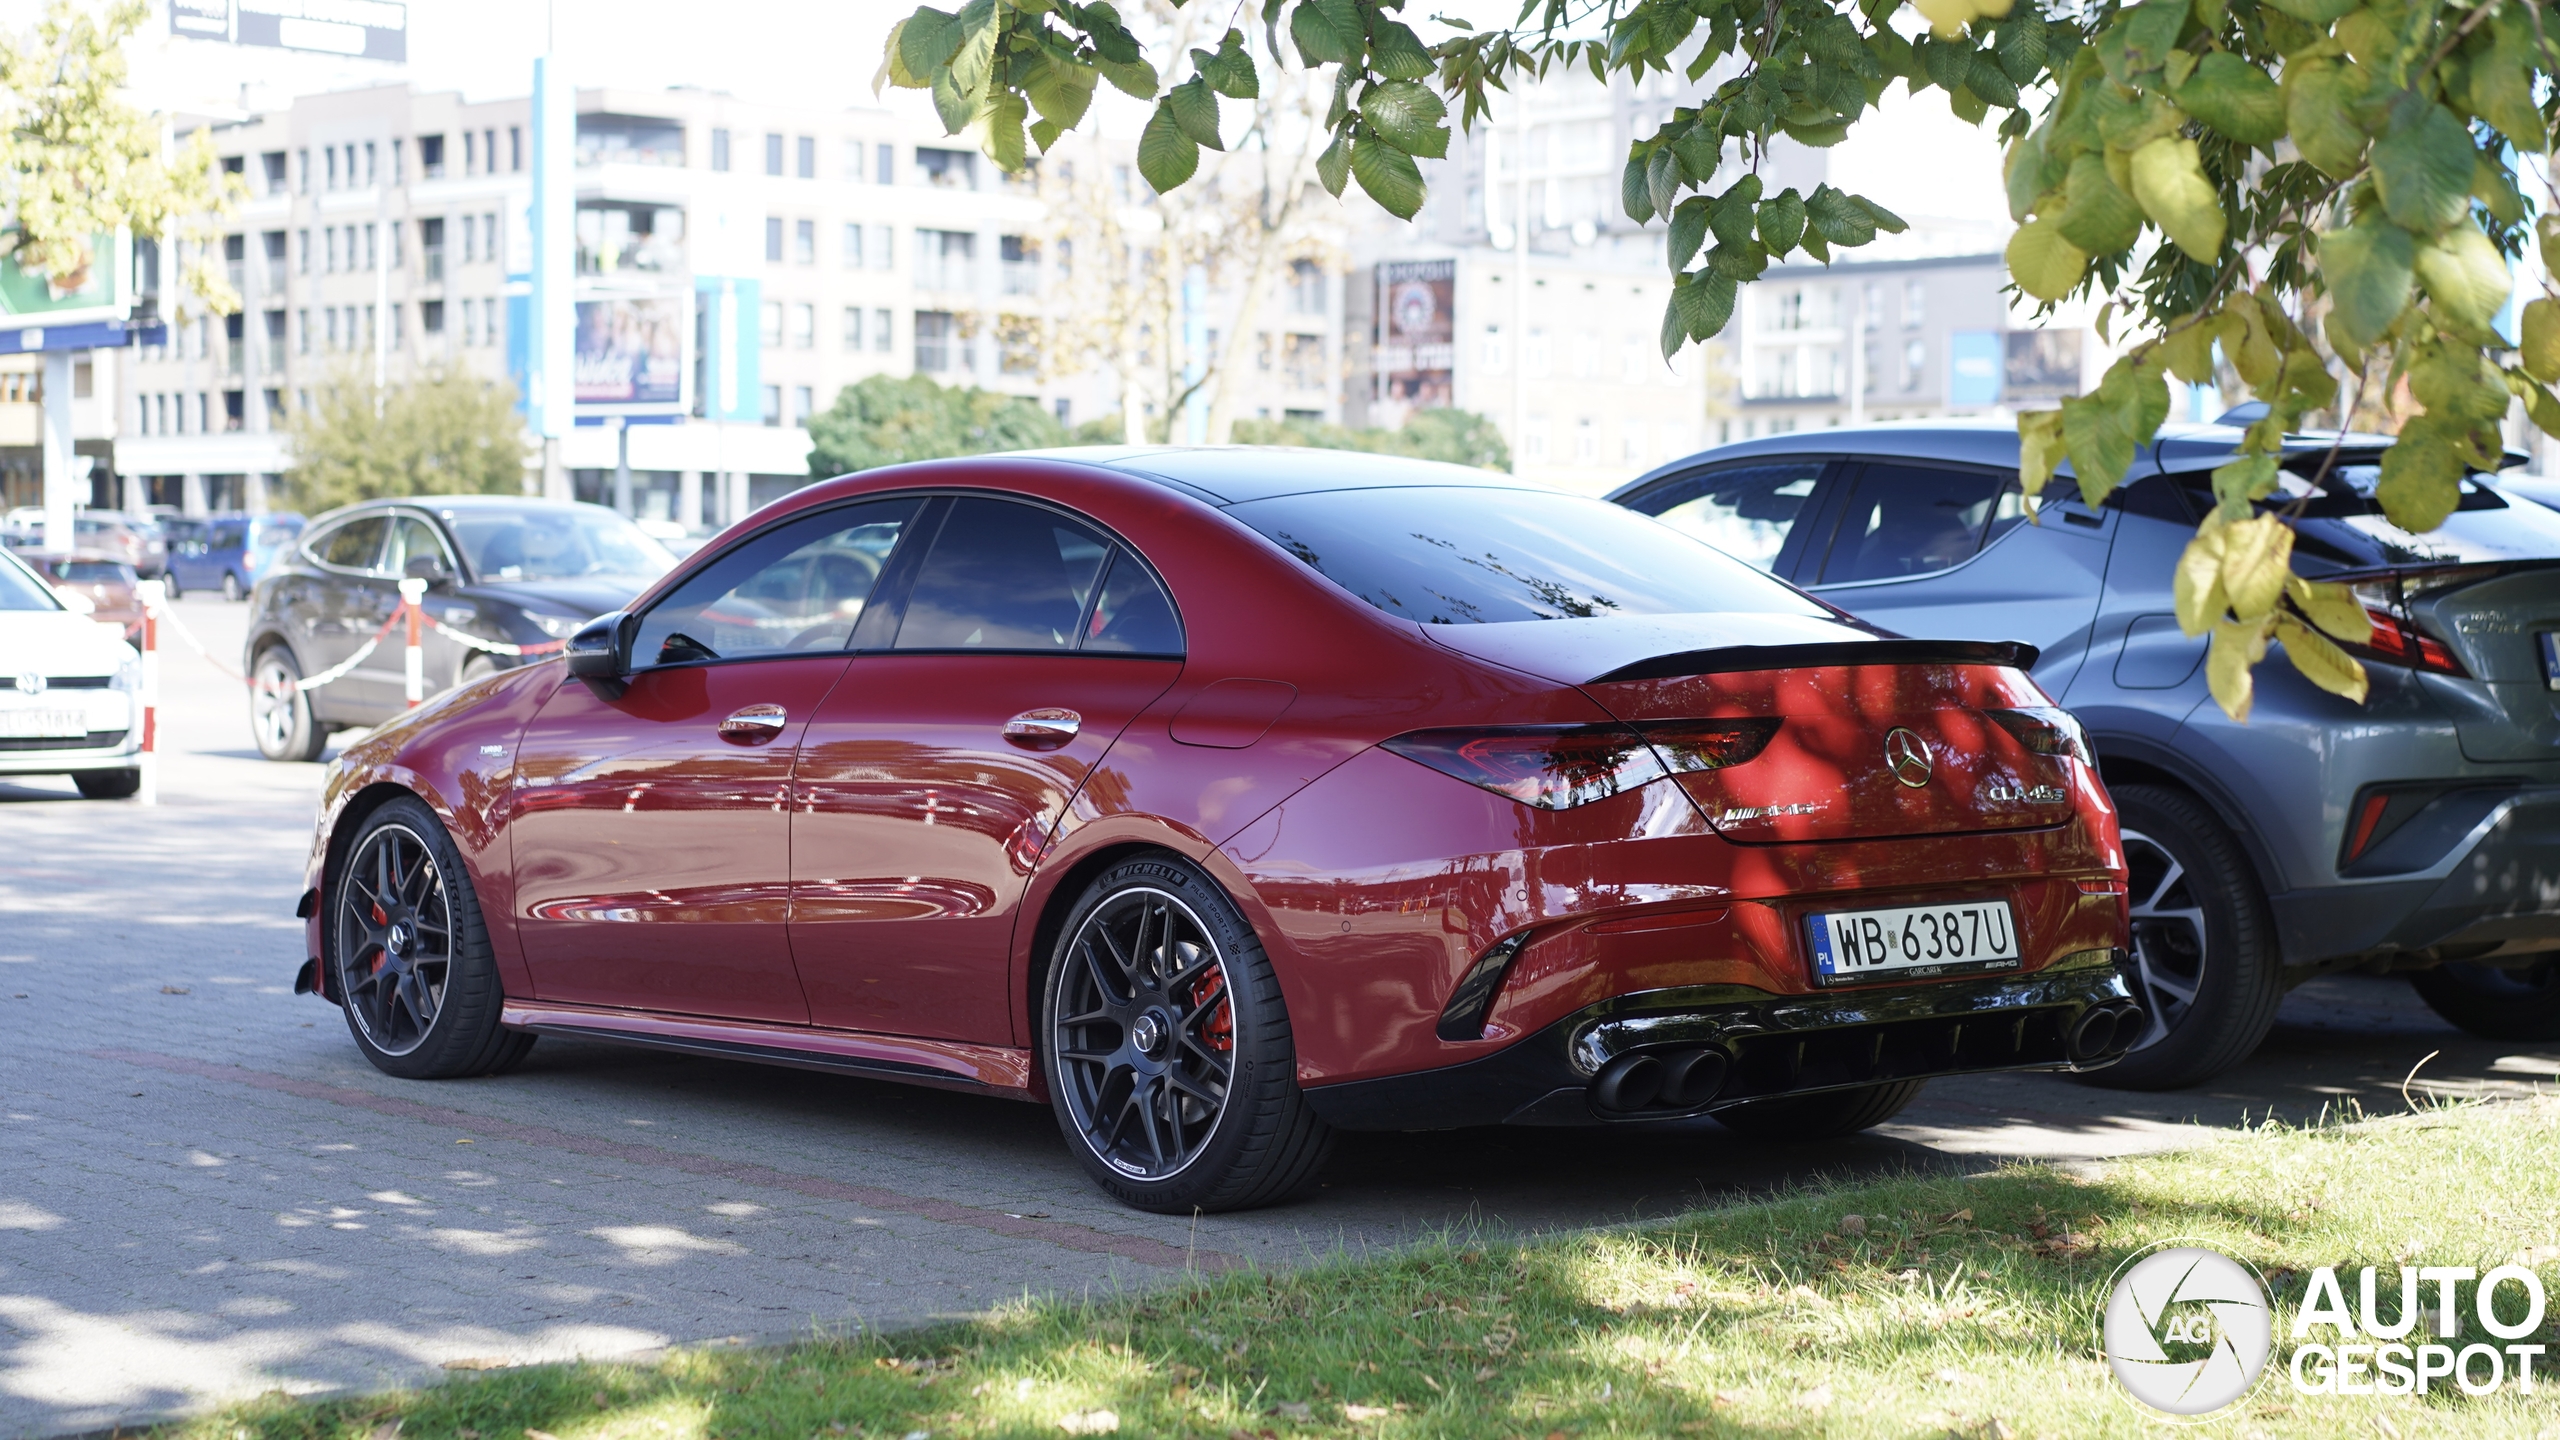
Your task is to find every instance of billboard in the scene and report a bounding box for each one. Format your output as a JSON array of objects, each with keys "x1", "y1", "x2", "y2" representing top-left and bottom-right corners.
[
  {"x1": 573, "y1": 291, "x2": 690, "y2": 415},
  {"x1": 170, "y1": 0, "x2": 408, "y2": 62},
  {"x1": 2004, "y1": 328, "x2": 2084, "y2": 402},
  {"x1": 1375, "y1": 259, "x2": 1454, "y2": 410},
  {"x1": 0, "y1": 231, "x2": 129, "y2": 332}
]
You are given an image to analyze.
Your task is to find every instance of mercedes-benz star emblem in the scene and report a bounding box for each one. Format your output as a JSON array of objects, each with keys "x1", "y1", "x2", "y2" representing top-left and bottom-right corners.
[
  {"x1": 1130, "y1": 1012, "x2": 1165, "y2": 1057},
  {"x1": 13, "y1": 672, "x2": 42, "y2": 696},
  {"x1": 1884, "y1": 727, "x2": 1933, "y2": 788}
]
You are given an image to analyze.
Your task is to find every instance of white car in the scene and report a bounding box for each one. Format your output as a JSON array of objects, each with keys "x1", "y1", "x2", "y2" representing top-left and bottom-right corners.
[{"x1": 0, "y1": 545, "x2": 142, "y2": 798}]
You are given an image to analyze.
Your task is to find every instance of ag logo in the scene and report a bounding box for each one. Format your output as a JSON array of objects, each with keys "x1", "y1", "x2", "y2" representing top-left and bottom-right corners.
[{"x1": 2102, "y1": 1244, "x2": 2272, "y2": 1418}]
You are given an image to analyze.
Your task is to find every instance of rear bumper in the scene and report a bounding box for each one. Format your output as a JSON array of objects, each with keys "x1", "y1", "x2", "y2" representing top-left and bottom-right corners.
[
  {"x1": 2273, "y1": 785, "x2": 2560, "y2": 964},
  {"x1": 1301, "y1": 948, "x2": 2137, "y2": 1130}
]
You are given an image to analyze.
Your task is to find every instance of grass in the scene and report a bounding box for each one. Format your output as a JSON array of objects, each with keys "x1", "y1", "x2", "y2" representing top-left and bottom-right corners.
[{"x1": 169, "y1": 1097, "x2": 2560, "y2": 1440}]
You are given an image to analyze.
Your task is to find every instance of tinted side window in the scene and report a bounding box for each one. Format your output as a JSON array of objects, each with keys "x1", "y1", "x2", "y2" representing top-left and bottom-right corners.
[
  {"x1": 1082, "y1": 549, "x2": 1183, "y2": 654},
  {"x1": 1631, "y1": 461, "x2": 1823, "y2": 572},
  {"x1": 211, "y1": 524, "x2": 246, "y2": 549},
  {"x1": 635, "y1": 497, "x2": 921, "y2": 666},
  {"x1": 894, "y1": 498, "x2": 1111, "y2": 651},
  {"x1": 385, "y1": 516, "x2": 454, "y2": 574},
  {"x1": 315, "y1": 517, "x2": 390, "y2": 573},
  {"x1": 1816, "y1": 464, "x2": 2023, "y2": 585}
]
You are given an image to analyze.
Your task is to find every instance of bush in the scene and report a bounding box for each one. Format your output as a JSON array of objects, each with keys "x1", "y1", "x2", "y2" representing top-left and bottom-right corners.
[
  {"x1": 809, "y1": 374, "x2": 1068, "y2": 476},
  {"x1": 285, "y1": 366, "x2": 532, "y2": 512},
  {"x1": 1230, "y1": 408, "x2": 1510, "y2": 471}
]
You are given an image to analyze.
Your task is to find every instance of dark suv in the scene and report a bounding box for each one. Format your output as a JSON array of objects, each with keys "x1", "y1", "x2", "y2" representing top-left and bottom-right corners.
[
  {"x1": 1613, "y1": 420, "x2": 2560, "y2": 1087},
  {"x1": 243, "y1": 496, "x2": 673, "y2": 761}
]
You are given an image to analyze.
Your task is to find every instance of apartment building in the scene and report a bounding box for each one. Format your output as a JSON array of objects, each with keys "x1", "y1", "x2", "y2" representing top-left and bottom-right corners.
[{"x1": 116, "y1": 81, "x2": 1350, "y2": 529}]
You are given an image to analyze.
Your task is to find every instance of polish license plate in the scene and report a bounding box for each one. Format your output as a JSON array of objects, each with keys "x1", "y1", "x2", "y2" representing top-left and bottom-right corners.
[
  {"x1": 1806, "y1": 901, "x2": 2021, "y2": 985},
  {"x1": 0, "y1": 705, "x2": 86, "y2": 738}
]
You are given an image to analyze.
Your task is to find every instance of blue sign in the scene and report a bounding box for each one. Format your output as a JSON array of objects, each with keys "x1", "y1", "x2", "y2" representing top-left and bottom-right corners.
[{"x1": 1949, "y1": 330, "x2": 2002, "y2": 407}]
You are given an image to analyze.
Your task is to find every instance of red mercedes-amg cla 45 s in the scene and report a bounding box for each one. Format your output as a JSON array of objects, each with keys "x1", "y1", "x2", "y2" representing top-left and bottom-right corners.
[{"x1": 292, "y1": 449, "x2": 2137, "y2": 1212}]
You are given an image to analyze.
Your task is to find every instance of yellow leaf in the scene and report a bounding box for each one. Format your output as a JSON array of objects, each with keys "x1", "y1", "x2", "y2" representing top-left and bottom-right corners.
[
  {"x1": 2006, "y1": 218, "x2": 2087, "y2": 303},
  {"x1": 2218, "y1": 513, "x2": 2295, "y2": 621},
  {"x1": 1912, "y1": 0, "x2": 1977, "y2": 38},
  {"x1": 2173, "y1": 513, "x2": 2230, "y2": 636},
  {"x1": 2128, "y1": 136, "x2": 2227, "y2": 263},
  {"x1": 2523, "y1": 298, "x2": 2560, "y2": 386},
  {"x1": 2207, "y1": 617, "x2": 2273, "y2": 721},
  {"x1": 2287, "y1": 575, "x2": 2372, "y2": 644},
  {"x1": 2276, "y1": 613, "x2": 2370, "y2": 703},
  {"x1": 2157, "y1": 315, "x2": 2219, "y2": 385},
  {"x1": 2525, "y1": 381, "x2": 2560, "y2": 440},
  {"x1": 2018, "y1": 408, "x2": 2066, "y2": 503},
  {"x1": 2221, "y1": 297, "x2": 2281, "y2": 393}
]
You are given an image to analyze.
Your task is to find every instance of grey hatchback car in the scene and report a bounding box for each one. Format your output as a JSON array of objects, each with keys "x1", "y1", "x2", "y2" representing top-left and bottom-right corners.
[{"x1": 1612, "y1": 420, "x2": 2560, "y2": 1088}]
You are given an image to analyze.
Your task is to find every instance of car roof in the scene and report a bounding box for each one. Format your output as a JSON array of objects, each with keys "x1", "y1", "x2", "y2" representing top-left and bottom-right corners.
[
  {"x1": 1605, "y1": 419, "x2": 2440, "y2": 501},
  {"x1": 1009, "y1": 445, "x2": 1548, "y2": 505}
]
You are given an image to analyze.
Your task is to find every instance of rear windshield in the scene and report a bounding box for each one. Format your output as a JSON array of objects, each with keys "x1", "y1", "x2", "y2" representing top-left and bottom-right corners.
[{"x1": 1225, "y1": 486, "x2": 1829, "y2": 625}]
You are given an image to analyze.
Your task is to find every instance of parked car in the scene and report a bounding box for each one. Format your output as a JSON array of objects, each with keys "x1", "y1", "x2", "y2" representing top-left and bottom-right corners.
[
  {"x1": 243, "y1": 497, "x2": 675, "y2": 761},
  {"x1": 0, "y1": 545, "x2": 142, "y2": 798},
  {"x1": 162, "y1": 511, "x2": 304, "y2": 601},
  {"x1": 1611, "y1": 420, "x2": 2560, "y2": 1088},
  {"x1": 292, "y1": 449, "x2": 2138, "y2": 1212},
  {"x1": 2, "y1": 508, "x2": 166, "y2": 576},
  {"x1": 17, "y1": 550, "x2": 146, "y2": 641},
  {"x1": 241, "y1": 512, "x2": 306, "y2": 591}
]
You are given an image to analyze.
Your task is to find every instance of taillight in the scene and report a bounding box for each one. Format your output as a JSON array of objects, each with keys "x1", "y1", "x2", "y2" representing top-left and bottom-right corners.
[
  {"x1": 1985, "y1": 706, "x2": 2091, "y2": 763},
  {"x1": 2345, "y1": 790, "x2": 2391, "y2": 862},
  {"x1": 1383, "y1": 718, "x2": 1777, "y2": 810},
  {"x1": 2348, "y1": 575, "x2": 2473, "y2": 678}
]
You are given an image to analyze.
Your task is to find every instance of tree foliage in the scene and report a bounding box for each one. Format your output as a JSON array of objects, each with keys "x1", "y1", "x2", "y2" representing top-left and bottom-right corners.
[
  {"x1": 0, "y1": 0, "x2": 241, "y2": 313},
  {"x1": 888, "y1": 0, "x2": 2560, "y2": 718},
  {"x1": 1232, "y1": 407, "x2": 1513, "y2": 469},
  {"x1": 285, "y1": 367, "x2": 532, "y2": 513},
  {"x1": 809, "y1": 373, "x2": 1069, "y2": 475}
]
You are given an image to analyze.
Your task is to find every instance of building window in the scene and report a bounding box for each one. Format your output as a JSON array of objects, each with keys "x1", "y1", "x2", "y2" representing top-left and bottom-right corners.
[
  {"x1": 1903, "y1": 278, "x2": 1926, "y2": 329},
  {"x1": 296, "y1": 308, "x2": 311, "y2": 355},
  {"x1": 877, "y1": 142, "x2": 894, "y2": 184},
  {"x1": 364, "y1": 223, "x2": 377, "y2": 271},
  {"x1": 842, "y1": 222, "x2": 864, "y2": 268},
  {"x1": 1523, "y1": 415, "x2": 1548, "y2": 461},
  {"x1": 509, "y1": 126, "x2": 523, "y2": 171},
  {"x1": 418, "y1": 134, "x2": 442, "y2": 178},
  {"x1": 796, "y1": 135, "x2": 815, "y2": 179},
  {"x1": 761, "y1": 301, "x2": 783, "y2": 346},
  {"x1": 224, "y1": 390, "x2": 245, "y2": 432},
  {"x1": 1903, "y1": 337, "x2": 1927, "y2": 391},
  {"x1": 1000, "y1": 235, "x2": 1038, "y2": 295},
  {"x1": 842, "y1": 306, "x2": 864, "y2": 351},
  {"x1": 761, "y1": 383, "x2": 782, "y2": 426},
  {"x1": 325, "y1": 146, "x2": 338, "y2": 189},
  {"x1": 791, "y1": 302, "x2": 815, "y2": 349},
  {"x1": 710, "y1": 128, "x2": 730, "y2": 172},
  {"x1": 419, "y1": 217, "x2": 444, "y2": 281},
  {"x1": 844, "y1": 138, "x2": 867, "y2": 181},
  {"x1": 914, "y1": 310, "x2": 956, "y2": 372},
  {"x1": 263, "y1": 389, "x2": 282, "y2": 426},
  {"x1": 874, "y1": 308, "x2": 893, "y2": 353},
  {"x1": 916, "y1": 229, "x2": 974, "y2": 290},
  {"x1": 915, "y1": 148, "x2": 976, "y2": 189},
  {"x1": 794, "y1": 219, "x2": 815, "y2": 265},
  {"x1": 261, "y1": 150, "x2": 287, "y2": 194},
  {"x1": 1289, "y1": 258, "x2": 1325, "y2": 314},
  {"x1": 792, "y1": 385, "x2": 813, "y2": 424},
  {"x1": 764, "y1": 217, "x2": 783, "y2": 264},
  {"x1": 1285, "y1": 334, "x2": 1324, "y2": 390},
  {"x1": 463, "y1": 130, "x2": 475, "y2": 175},
  {"x1": 391, "y1": 136, "x2": 403, "y2": 184},
  {"x1": 296, "y1": 228, "x2": 310, "y2": 275},
  {"x1": 326, "y1": 307, "x2": 340, "y2": 350},
  {"x1": 421, "y1": 299, "x2": 444, "y2": 334},
  {"x1": 296, "y1": 147, "x2": 311, "y2": 192},
  {"x1": 1574, "y1": 417, "x2": 1597, "y2": 463},
  {"x1": 363, "y1": 140, "x2": 376, "y2": 185},
  {"x1": 870, "y1": 226, "x2": 893, "y2": 270},
  {"x1": 765, "y1": 132, "x2": 784, "y2": 176}
]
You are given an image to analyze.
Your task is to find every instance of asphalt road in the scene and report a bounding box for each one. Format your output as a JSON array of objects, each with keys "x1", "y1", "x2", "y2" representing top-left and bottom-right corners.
[{"x1": 3, "y1": 595, "x2": 2552, "y2": 1437}]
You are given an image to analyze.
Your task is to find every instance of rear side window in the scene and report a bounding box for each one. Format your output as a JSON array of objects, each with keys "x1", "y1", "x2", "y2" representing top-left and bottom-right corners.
[
  {"x1": 312, "y1": 516, "x2": 389, "y2": 573},
  {"x1": 1816, "y1": 463, "x2": 2025, "y2": 585},
  {"x1": 635, "y1": 497, "x2": 920, "y2": 665},
  {"x1": 1228, "y1": 485, "x2": 1827, "y2": 625},
  {"x1": 1628, "y1": 461, "x2": 1823, "y2": 572},
  {"x1": 894, "y1": 498, "x2": 1112, "y2": 651},
  {"x1": 1082, "y1": 550, "x2": 1183, "y2": 654}
]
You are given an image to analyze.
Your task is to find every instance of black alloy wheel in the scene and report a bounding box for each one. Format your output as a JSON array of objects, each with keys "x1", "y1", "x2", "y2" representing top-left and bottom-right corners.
[
  {"x1": 1042, "y1": 856, "x2": 1331, "y2": 1212},
  {"x1": 2411, "y1": 959, "x2": 2560, "y2": 1041},
  {"x1": 330, "y1": 796, "x2": 534, "y2": 1079},
  {"x1": 251, "y1": 647, "x2": 326, "y2": 762},
  {"x1": 2078, "y1": 784, "x2": 2282, "y2": 1091}
]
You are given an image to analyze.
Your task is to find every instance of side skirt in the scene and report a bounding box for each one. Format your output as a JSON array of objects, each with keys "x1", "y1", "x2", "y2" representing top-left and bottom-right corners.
[{"x1": 499, "y1": 1001, "x2": 1040, "y2": 1101}]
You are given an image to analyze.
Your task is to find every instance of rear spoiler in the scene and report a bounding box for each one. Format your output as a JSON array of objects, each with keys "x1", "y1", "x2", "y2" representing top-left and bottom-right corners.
[{"x1": 1591, "y1": 639, "x2": 2040, "y2": 684}]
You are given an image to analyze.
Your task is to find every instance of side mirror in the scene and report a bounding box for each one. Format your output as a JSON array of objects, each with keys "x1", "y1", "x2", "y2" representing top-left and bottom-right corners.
[
  {"x1": 403, "y1": 553, "x2": 450, "y2": 585},
  {"x1": 565, "y1": 611, "x2": 632, "y2": 681}
]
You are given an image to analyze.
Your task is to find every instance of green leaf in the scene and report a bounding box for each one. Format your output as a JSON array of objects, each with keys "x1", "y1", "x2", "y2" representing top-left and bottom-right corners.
[
  {"x1": 2474, "y1": 155, "x2": 2526, "y2": 227},
  {"x1": 896, "y1": 7, "x2": 963, "y2": 85},
  {"x1": 2118, "y1": 0, "x2": 2188, "y2": 74},
  {"x1": 2004, "y1": 124, "x2": 2049, "y2": 223},
  {"x1": 2409, "y1": 344, "x2": 2511, "y2": 424},
  {"x1": 1708, "y1": 176, "x2": 1761, "y2": 248},
  {"x1": 1995, "y1": 10, "x2": 2047, "y2": 83},
  {"x1": 1660, "y1": 288, "x2": 1689, "y2": 362},
  {"x1": 946, "y1": 0, "x2": 999, "y2": 98},
  {"x1": 1666, "y1": 197, "x2": 1711, "y2": 274},
  {"x1": 1967, "y1": 53, "x2": 2020, "y2": 110},
  {"x1": 1856, "y1": 196, "x2": 1908, "y2": 234},
  {"x1": 1918, "y1": 36, "x2": 1971, "y2": 92},
  {"x1": 2523, "y1": 381, "x2": 2560, "y2": 441},
  {"x1": 1804, "y1": 185, "x2": 1876, "y2": 247},
  {"x1": 2376, "y1": 416, "x2": 2466, "y2": 532},
  {"x1": 1359, "y1": 80, "x2": 1448, "y2": 161},
  {"x1": 2275, "y1": 612, "x2": 2370, "y2": 704},
  {"x1": 2371, "y1": 95, "x2": 2478, "y2": 233},
  {"x1": 1315, "y1": 0, "x2": 1364, "y2": 62},
  {"x1": 1314, "y1": 130, "x2": 1351, "y2": 197},
  {"x1": 1025, "y1": 54, "x2": 1099, "y2": 128},
  {"x1": 1168, "y1": 77, "x2": 1224, "y2": 151},
  {"x1": 1369, "y1": 19, "x2": 1434, "y2": 79},
  {"x1": 2210, "y1": 454, "x2": 2279, "y2": 519},
  {"x1": 2319, "y1": 220, "x2": 2415, "y2": 351},
  {"x1": 2056, "y1": 152, "x2": 2143, "y2": 255},
  {"x1": 2413, "y1": 223, "x2": 2513, "y2": 339},
  {"x1": 2284, "y1": 57, "x2": 2370, "y2": 179},
  {"x1": 2007, "y1": 217, "x2": 2087, "y2": 302},
  {"x1": 2522, "y1": 299, "x2": 2560, "y2": 386},
  {"x1": 985, "y1": 90, "x2": 1029, "y2": 172},
  {"x1": 1201, "y1": 28, "x2": 1261, "y2": 99},
  {"x1": 932, "y1": 67, "x2": 979, "y2": 134},
  {"x1": 2261, "y1": 0, "x2": 2357, "y2": 23},
  {"x1": 1350, "y1": 133, "x2": 1426, "y2": 219},
  {"x1": 1756, "y1": 188, "x2": 1807, "y2": 256},
  {"x1": 2128, "y1": 136, "x2": 2225, "y2": 263},
  {"x1": 2173, "y1": 51, "x2": 2285, "y2": 147},
  {"x1": 1673, "y1": 269, "x2": 1738, "y2": 342},
  {"x1": 1098, "y1": 57, "x2": 1159, "y2": 100},
  {"x1": 1137, "y1": 100, "x2": 1200, "y2": 193},
  {"x1": 1622, "y1": 149, "x2": 1656, "y2": 225},
  {"x1": 1290, "y1": 0, "x2": 1356, "y2": 65},
  {"x1": 2470, "y1": 13, "x2": 2547, "y2": 152},
  {"x1": 1648, "y1": 146, "x2": 1680, "y2": 221}
]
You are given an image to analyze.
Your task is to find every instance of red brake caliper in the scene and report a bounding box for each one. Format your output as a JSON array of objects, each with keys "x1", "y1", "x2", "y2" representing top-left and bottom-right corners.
[
  {"x1": 1190, "y1": 968, "x2": 1234, "y2": 1052},
  {"x1": 369, "y1": 903, "x2": 388, "y2": 973}
]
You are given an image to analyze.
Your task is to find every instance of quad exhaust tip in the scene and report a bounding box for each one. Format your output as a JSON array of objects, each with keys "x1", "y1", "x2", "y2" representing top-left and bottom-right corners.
[{"x1": 1591, "y1": 1046, "x2": 1730, "y2": 1117}]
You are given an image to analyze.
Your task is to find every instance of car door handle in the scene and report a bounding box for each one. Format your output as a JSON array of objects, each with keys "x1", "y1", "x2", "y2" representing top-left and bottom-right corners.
[
  {"x1": 1002, "y1": 708, "x2": 1082, "y2": 750},
  {"x1": 719, "y1": 704, "x2": 789, "y2": 743}
]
